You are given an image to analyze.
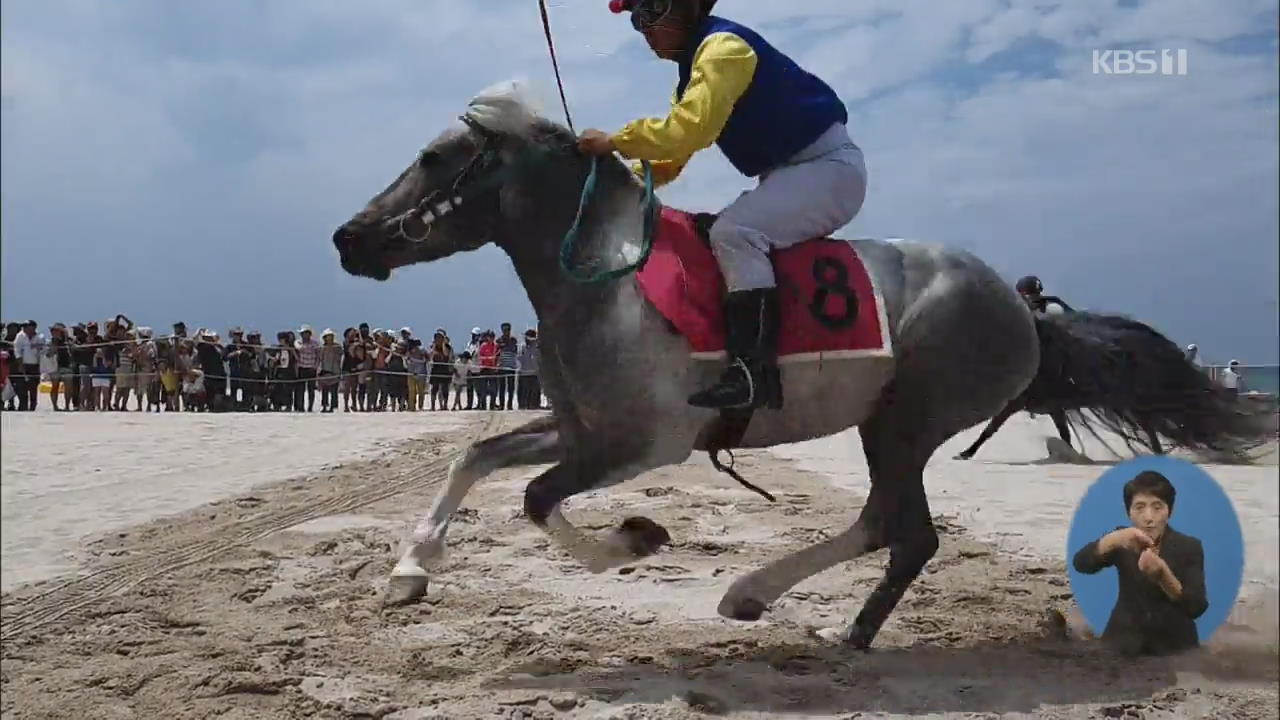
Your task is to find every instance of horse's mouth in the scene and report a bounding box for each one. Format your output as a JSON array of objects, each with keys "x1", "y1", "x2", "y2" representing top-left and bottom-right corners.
[
  {"x1": 334, "y1": 227, "x2": 403, "y2": 281},
  {"x1": 341, "y1": 255, "x2": 392, "y2": 281}
]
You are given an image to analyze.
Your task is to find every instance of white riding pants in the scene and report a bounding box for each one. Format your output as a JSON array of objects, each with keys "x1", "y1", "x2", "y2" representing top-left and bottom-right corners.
[{"x1": 709, "y1": 123, "x2": 868, "y2": 292}]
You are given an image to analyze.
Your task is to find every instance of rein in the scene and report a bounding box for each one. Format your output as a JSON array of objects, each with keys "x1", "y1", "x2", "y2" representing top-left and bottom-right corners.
[{"x1": 559, "y1": 158, "x2": 657, "y2": 284}]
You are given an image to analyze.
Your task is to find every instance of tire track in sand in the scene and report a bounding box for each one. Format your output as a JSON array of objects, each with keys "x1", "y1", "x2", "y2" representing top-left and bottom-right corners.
[{"x1": 0, "y1": 413, "x2": 506, "y2": 643}]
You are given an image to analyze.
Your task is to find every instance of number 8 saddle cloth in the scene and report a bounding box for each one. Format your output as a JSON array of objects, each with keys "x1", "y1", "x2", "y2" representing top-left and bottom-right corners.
[{"x1": 635, "y1": 206, "x2": 894, "y2": 362}]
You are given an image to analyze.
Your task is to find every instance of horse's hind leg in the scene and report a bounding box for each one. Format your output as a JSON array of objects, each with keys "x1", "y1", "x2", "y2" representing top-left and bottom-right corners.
[
  {"x1": 954, "y1": 400, "x2": 1020, "y2": 460},
  {"x1": 387, "y1": 416, "x2": 559, "y2": 605},
  {"x1": 1143, "y1": 423, "x2": 1165, "y2": 455},
  {"x1": 717, "y1": 483, "x2": 887, "y2": 622},
  {"x1": 1050, "y1": 410, "x2": 1073, "y2": 447},
  {"x1": 840, "y1": 409, "x2": 942, "y2": 649}
]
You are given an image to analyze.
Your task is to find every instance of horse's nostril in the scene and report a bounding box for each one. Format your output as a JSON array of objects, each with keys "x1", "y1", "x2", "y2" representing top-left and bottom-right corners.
[{"x1": 333, "y1": 226, "x2": 358, "y2": 254}]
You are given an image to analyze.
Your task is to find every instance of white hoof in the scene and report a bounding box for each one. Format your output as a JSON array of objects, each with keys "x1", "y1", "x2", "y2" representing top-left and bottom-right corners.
[
  {"x1": 385, "y1": 568, "x2": 430, "y2": 607},
  {"x1": 813, "y1": 626, "x2": 845, "y2": 644}
]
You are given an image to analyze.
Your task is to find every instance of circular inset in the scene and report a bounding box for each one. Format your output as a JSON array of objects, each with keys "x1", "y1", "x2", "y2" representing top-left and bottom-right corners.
[{"x1": 1066, "y1": 456, "x2": 1244, "y2": 654}]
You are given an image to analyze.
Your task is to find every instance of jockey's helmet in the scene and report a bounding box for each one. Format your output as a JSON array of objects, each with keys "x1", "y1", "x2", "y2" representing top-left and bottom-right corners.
[
  {"x1": 1015, "y1": 275, "x2": 1043, "y2": 296},
  {"x1": 609, "y1": 0, "x2": 716, "y2": 31}
]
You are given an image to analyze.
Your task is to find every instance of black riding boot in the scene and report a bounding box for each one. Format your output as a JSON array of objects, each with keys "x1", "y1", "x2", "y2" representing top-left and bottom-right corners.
[{"x1": 688, "y1": 287, "x2": 782, "y2": 410}]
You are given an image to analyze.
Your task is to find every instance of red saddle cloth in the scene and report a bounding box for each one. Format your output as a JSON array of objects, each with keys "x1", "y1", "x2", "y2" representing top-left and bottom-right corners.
[{"x1": 635, "y1": 207, "x2": 893, "y2": 361}]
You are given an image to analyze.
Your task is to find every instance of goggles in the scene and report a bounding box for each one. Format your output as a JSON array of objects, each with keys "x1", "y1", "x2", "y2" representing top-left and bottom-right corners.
[{"x1": 610, "y1": 0, "x2": 675, "y2": 32}]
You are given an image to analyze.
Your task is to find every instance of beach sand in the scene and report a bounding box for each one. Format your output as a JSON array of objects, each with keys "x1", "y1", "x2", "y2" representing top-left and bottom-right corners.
[{"x1": 1, "y1": 410, "x2": 1276, "y2": 719}]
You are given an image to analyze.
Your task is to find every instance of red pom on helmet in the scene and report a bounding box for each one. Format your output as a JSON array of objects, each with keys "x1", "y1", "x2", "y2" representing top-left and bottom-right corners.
[{"x1": 608, "y1": 0, "x2": 630, "y2": 13}]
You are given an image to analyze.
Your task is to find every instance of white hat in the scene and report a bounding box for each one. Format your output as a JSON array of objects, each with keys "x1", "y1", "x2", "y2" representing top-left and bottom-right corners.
[
  {"x1": 299, "y1": 324, "x2": 313, "y2": 334},
  {"x1": 321, "y1": 328, "x2": 336, "y2": 338},
  {"x1": 1229, "y1": 359, "x2": 1240, "y2": 366},
  {"x1": 137, "y1": 326, "x2": 153, "y2": 339},
  {"x1": 400, "y1": 326, "x2": 413, "y2": 335},
  {"x1": 471, "y1": 327, "x2": 482, "y2": 335},
  {"x1": 1186, "y1": 343, "x2": 1197, "y2": 351}
]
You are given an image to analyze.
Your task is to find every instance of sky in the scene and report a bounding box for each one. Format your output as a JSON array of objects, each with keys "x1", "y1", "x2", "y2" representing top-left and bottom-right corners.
[{"x1": 2, "y1": 0, "x2": 1277, "y2": 363}]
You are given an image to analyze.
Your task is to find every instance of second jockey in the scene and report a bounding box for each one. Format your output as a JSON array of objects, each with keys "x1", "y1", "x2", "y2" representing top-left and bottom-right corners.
[{"x1": 576, "y1": 0, "x2": 868, "y2": 411}]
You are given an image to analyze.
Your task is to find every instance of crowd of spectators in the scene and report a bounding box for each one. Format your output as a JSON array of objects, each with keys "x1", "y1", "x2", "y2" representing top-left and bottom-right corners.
[{"x1": 0, "y1": 316, "x2": 543, "y2": 414}]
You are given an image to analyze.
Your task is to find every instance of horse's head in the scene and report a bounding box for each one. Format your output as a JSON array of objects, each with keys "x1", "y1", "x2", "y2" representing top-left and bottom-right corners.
[{"x1": 333, "y1": 81, "x2": 576, "y2": 281}]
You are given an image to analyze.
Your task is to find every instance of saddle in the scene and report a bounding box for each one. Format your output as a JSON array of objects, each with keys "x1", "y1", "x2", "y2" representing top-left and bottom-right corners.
[{"x1": 635, "y1": 208, "x2": 892, "y2": 501}]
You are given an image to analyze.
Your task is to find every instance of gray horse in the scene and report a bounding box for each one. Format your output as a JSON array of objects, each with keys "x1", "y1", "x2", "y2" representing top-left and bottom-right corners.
[{"x1": 332, "y1": 82, "x2": 1267, "y2": 649}]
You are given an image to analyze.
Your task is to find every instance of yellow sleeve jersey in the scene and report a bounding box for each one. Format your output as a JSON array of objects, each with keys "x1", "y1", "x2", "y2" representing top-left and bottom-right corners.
[
  {"x1": 610, "y1": 16, "x2": 848, "y2": 186},
  {"x1": 612, "y1": 32, "x2": 758, "y2": 187}
]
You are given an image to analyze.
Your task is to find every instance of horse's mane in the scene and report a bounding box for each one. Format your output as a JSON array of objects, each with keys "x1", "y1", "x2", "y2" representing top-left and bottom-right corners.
[{"x1": 463, "y1": 79, "x2": 639, "y2": 189}]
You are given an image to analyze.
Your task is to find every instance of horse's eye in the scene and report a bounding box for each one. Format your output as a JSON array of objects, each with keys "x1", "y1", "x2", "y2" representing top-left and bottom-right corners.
[{"x1": 418, "y1": 150, "x2": 440, "y2": 168}]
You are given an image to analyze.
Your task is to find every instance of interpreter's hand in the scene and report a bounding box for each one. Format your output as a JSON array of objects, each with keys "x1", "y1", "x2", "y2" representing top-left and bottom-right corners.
[
  {"x1": 1138, "y1": 548, "x2": 1168, "y2": 580},
  {"x1": 1102, "y1": 526, "x2": 1154, "y2": 554},
  {"x1": 576, "y1": 129, "x2": 616, "y2": 157}
]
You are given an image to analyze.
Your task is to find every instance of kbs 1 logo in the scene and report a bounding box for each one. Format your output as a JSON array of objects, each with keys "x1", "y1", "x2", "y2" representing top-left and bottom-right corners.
[{"x1": 1092, "y1": 49, "x2": 1188, "y2": 76}]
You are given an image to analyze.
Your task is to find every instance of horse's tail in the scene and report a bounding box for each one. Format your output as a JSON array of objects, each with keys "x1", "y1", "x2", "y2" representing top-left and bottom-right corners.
[{"x1": 1026, "y1": 311, "x2": 1274, "y2": 461}]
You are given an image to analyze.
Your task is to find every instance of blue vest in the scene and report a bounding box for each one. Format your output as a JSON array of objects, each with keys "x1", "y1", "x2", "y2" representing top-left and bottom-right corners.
[{"x1": 676, "y1": 16, "x2": 848, "y2": 178}]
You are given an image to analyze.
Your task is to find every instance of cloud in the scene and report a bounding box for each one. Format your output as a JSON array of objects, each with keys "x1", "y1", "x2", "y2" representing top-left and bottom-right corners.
[{"x1": 2, "y1": 0, "x2": 1276, "y2": 362}]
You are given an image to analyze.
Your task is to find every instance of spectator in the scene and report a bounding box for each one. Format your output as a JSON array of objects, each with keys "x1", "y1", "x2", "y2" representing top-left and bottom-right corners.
[
  {"x1": 406, "y1": 339, "x2": 428, "y2": 411},
  {"x1": 429, "y1": 331, "x2": 454, "y2": 411},
  {"x1": 296, "y1": 325, "x2": 321, "y2": 412},
  {"x1": 82, "y1": 322, "x2": 106, "y2": 410},
  {"x1": 0, "y1": 346, "x2": 12, "y2": 410},
  {"x1": 70, "y1": 324, "x2": 93, "y2": 410},
  {"x1": 159, "y1": 357, "x2": 180, "y2": 411},
  {"x1": 241, "y1": 330, "x2": 268, "y2": 411},
  {"x1": 85, "y1": 320, "x2": 112, "y2": 407},
  {"x1": 1184, "y1": 344, "x2": 1201, "y2": 368},
  {"x1": 387, "y1": 340, "x2": 410, "y2": 411},
  {"x1": 113, "y1": 329, "x2": 138, "y2": 411},
  {"x1": 464, "y1": 327, "x2": 482, "y2": 409},
  {"x1": 47, "y1": 323, "x2": 75, "y2": 411},
  {"x1": 14, "y1": 320, "x2": 44, "y2": 411},
  {"x1": 369, "y1": 330, "x2": 389, "y2": 411},
  {"x1": 182, "y1": 368, "x2": 207, "y2": 411},
  {"x1": 341, "y1": 328, "x2": 365, "y2": 413},
  {"x1": 476, "y1": 330, "x2": 499, "y2": 410},
  {"x1": 2, "y1": 322, "x2": 20, "y2": 411},
  {"x1": 518, "y1": 328, "x2": 542, "y2": 410},
  {"x1": 91, "y1": 347, "x2": 115, "y2": 411},
  {"x1": 175, "y1": 341, "x2": 195, "y2": 410},
  {"x1": 269, "y1": 332, "x2": 294, "y2": 411},
  {"x1": 196, "y1": 332, "x2": 227, "y2": 411},
  {"x1": 1221, "y1": 360, "x2": 1244, "y2": 396},
  {"x1": 135, "y1": 327, "x2": 160, "y2": 412},
  {"x1": 496, "y1": 323, "x2": 519, "y2": 411},
  {"x1": 452, "y1": 351, "x2": 474, "y2": 410},
  {"x1": 318, "y1": 328, "x2": 342, "y2": 413},
  {"x1": 224, "y1": 328, "x2": 249, "y2": 409}
]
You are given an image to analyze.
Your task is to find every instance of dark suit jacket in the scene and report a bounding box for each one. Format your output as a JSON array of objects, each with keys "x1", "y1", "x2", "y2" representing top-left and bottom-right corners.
[{"x1": 1072, "y1": 525, "x2": 1209, "y2": 655}]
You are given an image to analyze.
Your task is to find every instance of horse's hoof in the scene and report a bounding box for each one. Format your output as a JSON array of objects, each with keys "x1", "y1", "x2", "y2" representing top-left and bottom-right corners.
[
  {"x1": 384, "y1": 572, "x2": 429, "y2": 607},
  {"x1": 953, "y1": 452, "x2": 972, "y2": 461},
  {"x1": 717, "y1": 596, "x2": 767, "y2": 622},
  {"x1": 844, "y1": 623, "x2": 875, "y2": 651},
  {"x1": 616, "y1": 516, "x2": 671, "y2": 558}
]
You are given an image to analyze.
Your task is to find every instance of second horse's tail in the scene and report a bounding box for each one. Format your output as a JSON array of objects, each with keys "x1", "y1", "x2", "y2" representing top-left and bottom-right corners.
[{"x1": 1027, "y1": 311, "x2": 1274, "y2": 461}]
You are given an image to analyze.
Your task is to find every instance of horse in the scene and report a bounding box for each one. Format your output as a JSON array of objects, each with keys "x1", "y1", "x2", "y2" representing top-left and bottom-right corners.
[{"x1": 331, "y1": 81, "x2": 1270, "y2": 649}]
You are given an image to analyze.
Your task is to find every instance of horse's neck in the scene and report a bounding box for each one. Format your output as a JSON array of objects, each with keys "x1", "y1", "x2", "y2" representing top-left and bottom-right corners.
[{"x1": 500, "y1": 171, "x2": 645, "y2": 329}]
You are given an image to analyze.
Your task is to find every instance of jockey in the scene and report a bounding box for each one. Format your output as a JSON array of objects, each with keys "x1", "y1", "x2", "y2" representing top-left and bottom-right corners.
[
  {"x1": 577, "y1": 0, "x2": 868, "y2": 410},
  {"x1": 1015, "y1": 275, "x2": 1073, "y2": 316}
]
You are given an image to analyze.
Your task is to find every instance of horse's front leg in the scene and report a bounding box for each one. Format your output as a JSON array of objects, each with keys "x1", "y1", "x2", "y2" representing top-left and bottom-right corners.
[
  {"x1": 386, "y1": 417, "x2": 560, "y2": 605},
  {"x1": 524, "y1": 461, "x2": 670, "y2": 574}
]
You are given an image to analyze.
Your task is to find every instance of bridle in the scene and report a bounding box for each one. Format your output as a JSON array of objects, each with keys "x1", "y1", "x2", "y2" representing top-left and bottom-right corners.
[{"x1": 383, "y1": 114, "x2": 506, "y2": 246}]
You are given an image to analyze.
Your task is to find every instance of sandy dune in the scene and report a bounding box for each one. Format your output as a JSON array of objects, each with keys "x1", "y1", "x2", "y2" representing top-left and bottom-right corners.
[{"x1": 1, "y1": 411, "x2": 1276, "y2": 719}]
